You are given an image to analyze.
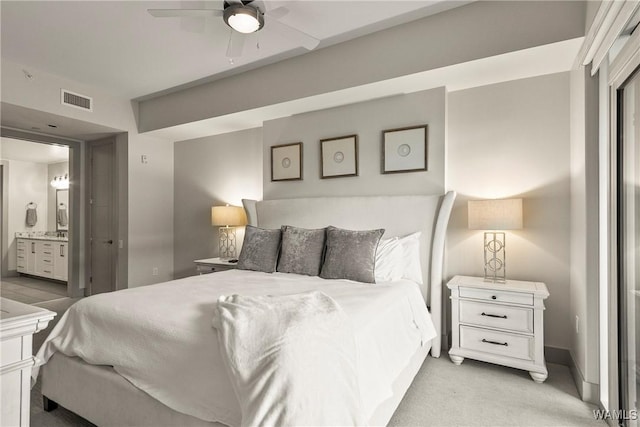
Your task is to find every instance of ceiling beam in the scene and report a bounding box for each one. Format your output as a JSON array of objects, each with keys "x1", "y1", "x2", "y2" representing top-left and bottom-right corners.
[{"x1": 138, "y1": 1, "x2": 586, "y2": 135}]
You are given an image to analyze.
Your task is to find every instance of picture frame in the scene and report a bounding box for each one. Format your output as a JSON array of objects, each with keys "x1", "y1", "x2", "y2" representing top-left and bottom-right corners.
[
  {"x1": 320, "y1": 135, "x2": 358, "y2": 179},
  {"x1": 382, "y1": 125, "x2": 428, "y2": 174},
  {"x1": 271, "y1": 142, "x2": 303, "y2": 181}
]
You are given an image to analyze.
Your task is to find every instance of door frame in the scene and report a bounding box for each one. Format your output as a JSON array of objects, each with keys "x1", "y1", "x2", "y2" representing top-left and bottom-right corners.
[
  {"x1": 1, "y1": 162, "x2": 8, "y2": 278},
  {"x1": 0, "y1": 127, "x2": 83, "y2": 297},
  {"x1": 599, "y1": 21, "x2": 640, "y2": 421}
]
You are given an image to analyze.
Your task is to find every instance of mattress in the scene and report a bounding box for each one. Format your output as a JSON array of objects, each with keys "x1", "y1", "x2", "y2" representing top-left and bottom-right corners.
[{"x1": 34, "y1": 269, "x2": 435, "y2": 426}]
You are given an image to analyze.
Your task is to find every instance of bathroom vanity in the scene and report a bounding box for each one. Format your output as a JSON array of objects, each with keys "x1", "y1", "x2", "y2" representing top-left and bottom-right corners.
[{"x1": 16, "y1": 235, "x2": 68, "y2": 282}]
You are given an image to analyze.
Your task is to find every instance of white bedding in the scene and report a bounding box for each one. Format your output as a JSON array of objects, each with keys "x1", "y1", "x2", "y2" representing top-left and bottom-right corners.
[
  {"x1": 34, "y1": 269, "x2": 436, "y2": 426},
  {"x1": 214, "y1": 291, "x2": 365, "y2": 426}
]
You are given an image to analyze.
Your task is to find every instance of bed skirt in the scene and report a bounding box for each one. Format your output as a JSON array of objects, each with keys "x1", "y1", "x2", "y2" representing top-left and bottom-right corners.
[{"x1": 41, "y1": 342, "x2": 432, "y2": 427}]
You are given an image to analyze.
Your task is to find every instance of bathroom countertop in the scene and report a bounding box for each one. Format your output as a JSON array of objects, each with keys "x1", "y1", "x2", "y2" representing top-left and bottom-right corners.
[{"x1": 15, "y1": 233, "x2": 68, "y2": 242}]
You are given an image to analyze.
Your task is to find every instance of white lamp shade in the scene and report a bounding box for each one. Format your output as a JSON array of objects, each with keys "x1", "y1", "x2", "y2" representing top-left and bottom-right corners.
[
  {"x1": 468, "y1": 198, "x2": 523, "y2": 230},
  {"x1": 211, "y1": 205, "x2": 247, "y2": 227}
]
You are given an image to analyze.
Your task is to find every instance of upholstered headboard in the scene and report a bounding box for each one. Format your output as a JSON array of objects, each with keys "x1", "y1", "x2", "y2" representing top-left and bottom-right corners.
[{"x1": 242, "y1": 191, "x2": 455, "y2": 357}]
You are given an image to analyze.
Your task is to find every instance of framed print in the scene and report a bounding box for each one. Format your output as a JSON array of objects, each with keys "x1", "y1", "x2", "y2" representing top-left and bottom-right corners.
[
  {"x1": 271, "y1": 142, "x2": 302, "y2": 181},
  {"x1": 382, "y1": 125, "x2": 428, "y2": 174},
  {"x1": 320, "y1": 135, "x2": 358, "y2": 179}
]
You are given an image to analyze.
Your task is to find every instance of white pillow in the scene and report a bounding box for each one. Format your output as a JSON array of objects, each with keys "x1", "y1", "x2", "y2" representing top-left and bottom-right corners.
[
  {"x1": 398, "y1": 232, "x2": 423, "y2": 285},
  {"x1": 374, "y1": 237, "x2": 403, "y2": 283}
]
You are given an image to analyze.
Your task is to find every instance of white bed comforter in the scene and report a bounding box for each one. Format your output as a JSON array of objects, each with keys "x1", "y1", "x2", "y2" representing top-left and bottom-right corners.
[
  {"x1": 34, "y1": 270, "x2": 436, "y2": 426},
  {"x1": 214, "y1": 291, "x2": 365, "y2": 426}
]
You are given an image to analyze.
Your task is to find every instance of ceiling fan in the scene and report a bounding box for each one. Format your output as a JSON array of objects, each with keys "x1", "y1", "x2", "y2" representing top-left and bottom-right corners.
[{"x1": 148, "y1": 1, "x2": 320, "y2": 59}]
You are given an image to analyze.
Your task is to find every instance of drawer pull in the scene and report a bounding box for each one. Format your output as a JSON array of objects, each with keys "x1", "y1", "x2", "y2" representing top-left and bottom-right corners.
[
  {"x1": 482, "y1": 338, "x2": 508, "y2": 347},
  {"x1": 491, "y1": 295, "x2": 497, "y2": 300},
  {"x1": 481, "y1": 312, "x2": 507, "y2": 319}
]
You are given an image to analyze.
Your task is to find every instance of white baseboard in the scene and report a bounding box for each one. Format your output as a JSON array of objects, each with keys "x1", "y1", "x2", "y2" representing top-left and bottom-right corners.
[{"x1": 568, "y1": 351, "x2": 600, "y2": 404}]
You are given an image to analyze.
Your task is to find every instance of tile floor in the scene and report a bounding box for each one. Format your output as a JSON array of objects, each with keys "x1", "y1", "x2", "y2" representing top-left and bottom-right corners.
[{"x1": 0, "y1": 275, "x2": 68, "y2": 304}]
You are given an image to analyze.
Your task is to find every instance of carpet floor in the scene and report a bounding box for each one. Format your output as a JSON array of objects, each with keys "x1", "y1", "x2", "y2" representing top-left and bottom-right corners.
[{"x1": 31, "y1": 352, "x2": 603, "y2": 426}]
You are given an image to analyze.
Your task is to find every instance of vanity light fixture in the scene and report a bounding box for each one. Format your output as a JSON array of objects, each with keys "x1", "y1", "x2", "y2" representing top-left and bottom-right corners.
[
  {"x1": 50, "y1": 174, "x2": 69, "y2": 190},
  {"x1": 223, "y1": 3, "x2": 264, "y2": 34},
  {"x1": 211, "y1": 204, "x2": 247, "y2": 259},
  {"x1": 468, "y1": 198, "x2": 523, "y2": 283}
]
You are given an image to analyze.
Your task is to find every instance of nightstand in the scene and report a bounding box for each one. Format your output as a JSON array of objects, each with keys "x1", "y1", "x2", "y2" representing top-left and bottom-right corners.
[
  {"x1": 193, "y1": 257, "x2": 238, "y2": 274},
  {"x1": 447, "y1": 275, "x2": 550, "y2": 383}
]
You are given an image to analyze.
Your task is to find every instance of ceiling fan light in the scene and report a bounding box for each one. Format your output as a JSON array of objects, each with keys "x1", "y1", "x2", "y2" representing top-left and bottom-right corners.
[{"x1": 224, "y1": 4, "x2": 264, "y2": 34}]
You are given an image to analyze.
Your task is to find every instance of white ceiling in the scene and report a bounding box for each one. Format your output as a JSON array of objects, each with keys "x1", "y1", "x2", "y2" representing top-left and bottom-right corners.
[
  {"x1": 1, "y1": 0, "x2": 469, "y2": 100},
  {"x1": 1, "y1": 137, "x2": 69, "y2": 164}
]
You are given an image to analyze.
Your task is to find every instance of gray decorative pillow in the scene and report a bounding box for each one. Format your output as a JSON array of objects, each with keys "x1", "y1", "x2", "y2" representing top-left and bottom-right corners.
[
  {"x1": 277, "y1": 226, "x2": 326, "y2": 276},
  {"x1": 237, "y1": 225, "x2": 282, "y2": 273},
  {"x1": 320, "y1": 226, "x2": 385, "y2": 283}
]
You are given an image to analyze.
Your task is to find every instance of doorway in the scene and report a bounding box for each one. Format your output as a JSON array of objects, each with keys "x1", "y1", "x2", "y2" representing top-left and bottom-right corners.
[{"x1": 0, "y1": 134, "x2": 76, "y2": 301}]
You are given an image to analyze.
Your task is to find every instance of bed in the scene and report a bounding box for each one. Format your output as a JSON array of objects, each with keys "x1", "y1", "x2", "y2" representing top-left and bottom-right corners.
[{"x1": 36, "y1": 192, "x2": 455, "y2": 426}]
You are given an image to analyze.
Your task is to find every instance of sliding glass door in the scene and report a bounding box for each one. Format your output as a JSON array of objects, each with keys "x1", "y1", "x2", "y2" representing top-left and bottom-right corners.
[{"x1": 619, "y1": 65, "x2": 640, "y2": 426}]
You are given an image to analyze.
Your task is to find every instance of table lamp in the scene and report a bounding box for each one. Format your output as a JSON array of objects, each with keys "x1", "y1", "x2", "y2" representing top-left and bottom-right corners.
[
  {"x1": 211, "y1": 204, "x2": 247, "y2": 259},
  {"x1": 468, "y1": 198, "x2": 523, "y2": 283}
]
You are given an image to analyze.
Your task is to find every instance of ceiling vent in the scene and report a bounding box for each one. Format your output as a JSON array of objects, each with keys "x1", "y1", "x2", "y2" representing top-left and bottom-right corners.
[{"x1": 61, "y1": 89, "x2": 92, "y2": 112}]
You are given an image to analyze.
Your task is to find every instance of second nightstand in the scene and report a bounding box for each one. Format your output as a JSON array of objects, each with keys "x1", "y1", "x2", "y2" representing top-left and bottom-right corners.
[
  {"x1": 447, "y1": 275, "x2": 550, "y2": 383},
  {"x1": 194, "y1": 257, "x2": 238, "y2": 274}
]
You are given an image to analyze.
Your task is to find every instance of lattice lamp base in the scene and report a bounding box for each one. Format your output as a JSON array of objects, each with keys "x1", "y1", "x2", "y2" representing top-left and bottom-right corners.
[
  {"x1": 483, "y1": 231, "x2": 506, "y2": 283},
  {"x1": 218, "y1": 226, "x2": 238, "y2": 259}
]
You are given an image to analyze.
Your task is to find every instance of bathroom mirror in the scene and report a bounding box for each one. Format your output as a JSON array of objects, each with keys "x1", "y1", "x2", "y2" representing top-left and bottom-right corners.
[{"x1": 56, "y1": 189, "x2": 69, "y2": 231}]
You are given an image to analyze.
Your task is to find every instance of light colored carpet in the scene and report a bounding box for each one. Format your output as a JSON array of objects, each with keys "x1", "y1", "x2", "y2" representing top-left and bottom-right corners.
[
  {"x1": 31, "y1": 350, "x2": 603, "y2": 426},
  {"x1": 389, "y1": 355, "x2": 604, "y2": 427}
]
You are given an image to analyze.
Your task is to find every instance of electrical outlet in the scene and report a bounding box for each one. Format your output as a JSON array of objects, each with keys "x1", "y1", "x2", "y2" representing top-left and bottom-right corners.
[
  {"x1": 141, "y1": 154, "x2": 148, "y2": 164},
  {"x1": 575, "y1": 315, "x2": 579, "y2": 333},
  {"x1": 152, "y1": 267, "x2": 158, "y2": 276}
]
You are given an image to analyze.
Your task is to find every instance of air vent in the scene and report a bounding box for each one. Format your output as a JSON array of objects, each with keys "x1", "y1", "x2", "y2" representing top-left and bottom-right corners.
[{"x1": 61, "y1": 89, "x2": 92, "y2": 112}]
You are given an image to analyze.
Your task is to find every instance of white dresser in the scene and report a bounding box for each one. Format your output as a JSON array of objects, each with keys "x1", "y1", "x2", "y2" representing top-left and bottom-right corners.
[
  {"x1": 447, "y1": 275, "x2": 550, "y2": 383},
  {"x1": 1, "y1": 298, "x2": 55, "y2": 426}
]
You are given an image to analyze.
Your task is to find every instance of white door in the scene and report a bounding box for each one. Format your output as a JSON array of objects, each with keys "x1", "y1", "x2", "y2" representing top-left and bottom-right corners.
[{"x1": 89, "y1": 140, "x2": 116, "y2": 295}]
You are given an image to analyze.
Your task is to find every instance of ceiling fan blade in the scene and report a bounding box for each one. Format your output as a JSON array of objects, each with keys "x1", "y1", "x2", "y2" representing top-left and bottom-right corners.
[
  {"x1": 227, "y1": 30, "x2": 246, "y2": 58},
  {"x1": 267, "y1": 19, "x2": 320, "y2": 51},
  {"x1": 147, "y1": 9, "x2": 222, "y2": 18}
]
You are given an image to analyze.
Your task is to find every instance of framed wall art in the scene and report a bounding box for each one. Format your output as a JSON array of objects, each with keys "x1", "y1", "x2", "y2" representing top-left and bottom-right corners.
[
  {"x1": 271, "y1": 142, "x2": 303, "y2": 181},
  {"x1": 382, "y1": 125, "x2": 428, "y2": 174},
  {"x1": 320, "y1": 134, "x2": 358, "y2": 179}
]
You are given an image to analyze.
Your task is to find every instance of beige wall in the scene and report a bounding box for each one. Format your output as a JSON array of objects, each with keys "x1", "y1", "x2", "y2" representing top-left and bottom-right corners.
[
  {"x1": 173, "y1": 128, "x2": 263, "y2": 279},
  {"x1": 447, "y1": 72, "x2": 572, "y2": 350},
  {"x1": 569, "y1": 66, "x2": 600, "y2": 395},
  {"x1": 263, "y1": 88, "x2": 446, "y2": 199}
]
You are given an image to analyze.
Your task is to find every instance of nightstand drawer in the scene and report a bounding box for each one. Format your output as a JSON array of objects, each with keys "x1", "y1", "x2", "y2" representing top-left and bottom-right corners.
[
  {"x1": 459, "y1": 287, "x2": 533, "y2": 306},
  {"x1": 459, "y1": 300, "x2": 533, "y2": 333},
  {"x1": 460, "y1": 325, "x2": 534, "y2": 361}
]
